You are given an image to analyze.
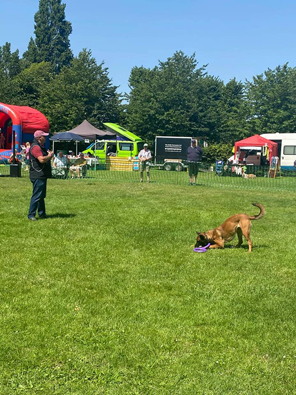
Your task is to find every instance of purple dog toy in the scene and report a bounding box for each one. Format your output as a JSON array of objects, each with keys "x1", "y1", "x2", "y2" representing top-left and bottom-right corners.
[{"x1": 193, "y1": 243, "x2": 211, "y2": 253}]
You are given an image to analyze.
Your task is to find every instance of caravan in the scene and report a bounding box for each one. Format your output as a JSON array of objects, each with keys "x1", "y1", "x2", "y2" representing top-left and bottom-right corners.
[{"x1": 261, "y1": 133, "x2": 296, "y2": 170}]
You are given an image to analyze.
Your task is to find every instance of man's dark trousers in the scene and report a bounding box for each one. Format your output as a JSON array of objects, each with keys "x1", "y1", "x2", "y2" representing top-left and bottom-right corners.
[{"x1": 28, "y1": 179, "x2": 47, "y2": 218}]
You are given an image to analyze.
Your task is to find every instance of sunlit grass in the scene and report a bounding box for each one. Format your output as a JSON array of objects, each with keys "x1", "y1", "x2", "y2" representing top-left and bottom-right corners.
[{"x1": 0, "y1": 177, "x2": 295, "y2": 394}]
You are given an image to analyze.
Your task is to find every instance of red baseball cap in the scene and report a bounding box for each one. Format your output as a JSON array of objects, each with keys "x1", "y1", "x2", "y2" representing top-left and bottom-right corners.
[{"x1": 34, "y1": 130, "x2": 49, "y2": 138}]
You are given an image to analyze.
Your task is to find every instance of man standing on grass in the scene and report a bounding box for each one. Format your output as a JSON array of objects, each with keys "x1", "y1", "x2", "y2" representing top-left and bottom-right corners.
[
  {"x1": 138, "y1": 143, "x2": 152, "y2": 183},
  {"x1": 186, "y1": 139, "x2": 203, "y2": 185},
  {"x1": 28, "y1": 130, "x2": 54, "y2": 221}
]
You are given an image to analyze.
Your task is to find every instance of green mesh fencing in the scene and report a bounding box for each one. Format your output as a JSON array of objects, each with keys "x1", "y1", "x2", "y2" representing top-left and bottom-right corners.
[
  {"x1": 0, "y1": 164, "x2": 11, "y2": 177},
  {"x1": 3, "y1": 161, "x2": 296, "y2": 192}
]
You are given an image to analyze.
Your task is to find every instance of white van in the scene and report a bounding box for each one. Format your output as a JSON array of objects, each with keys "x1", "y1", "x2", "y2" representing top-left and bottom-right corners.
[{"x1": 261, "y1": 133, "x2": 296, "y2": 170}]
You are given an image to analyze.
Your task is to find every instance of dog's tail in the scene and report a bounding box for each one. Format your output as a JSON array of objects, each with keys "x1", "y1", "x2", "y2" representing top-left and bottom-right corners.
[{"x1": 249, "y1": 203, "x2": 265, "y2": 220}]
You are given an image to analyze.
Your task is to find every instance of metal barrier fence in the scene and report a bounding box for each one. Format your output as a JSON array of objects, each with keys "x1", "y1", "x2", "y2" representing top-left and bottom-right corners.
[{"x1": 1, "y1": 162, "x2": 296, "y2": 192}]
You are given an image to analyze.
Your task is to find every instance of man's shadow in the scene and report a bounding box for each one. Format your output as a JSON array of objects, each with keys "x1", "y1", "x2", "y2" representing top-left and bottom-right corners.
[{"x1": 45, "y1": 213, "x2": 76, "y2": 219}]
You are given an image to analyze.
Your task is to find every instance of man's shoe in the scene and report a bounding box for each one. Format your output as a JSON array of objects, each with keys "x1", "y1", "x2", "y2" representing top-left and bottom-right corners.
[
  {"x1": 39, "y1": 215, "x2": 47, "y2": 219},
  {"x1": 28, "y1": 217, "x2": 37, "y2": 221}
]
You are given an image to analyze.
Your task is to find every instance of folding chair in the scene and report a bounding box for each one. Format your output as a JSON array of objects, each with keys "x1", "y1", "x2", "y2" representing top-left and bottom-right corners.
[{"x1": 52, "y1": 166, "x2": 68, "y2": 179}]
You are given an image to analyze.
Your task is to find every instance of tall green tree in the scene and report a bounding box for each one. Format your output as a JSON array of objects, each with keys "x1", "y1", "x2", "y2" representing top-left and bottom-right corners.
[
  {"x1": 245, "y1": 63, "x2": 296, "y2": 134},
  {"x1": 0, "y1": 62, "x2": 11, "y2": 103},
  {"x1": 10, "y1": 62, "x2": 53, "y2": 108},
  {"x1": 40, "y1": 49, "x2": 122, "y2": 133},
  {"x1": 32, "y1": 0, "x2": 73, "y2": 72},
  {"x1": 218, "y1": 78, "x2": 248, "y2": 144},
  {"x1": 193, "y1": 74, "x2": 224, "y2": 142},
  {"x1": 0, "y1": 43, "x2": 21, "y2": 78},
  {"x1": 22, "y1": 37, "x2": 39, "y2": 68},
  {"x1": 0, "y1": 43, "x2": 21, "y2": 103},
  {"x1": 126, "y1": 51, "x2": 225, "y2": 143}
]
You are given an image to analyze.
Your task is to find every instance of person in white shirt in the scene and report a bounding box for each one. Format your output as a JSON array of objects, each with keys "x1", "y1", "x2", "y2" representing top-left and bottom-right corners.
[
  {"x1": 52, "y1": 151, "x2": 69, "y2": 177},
  {"x1": 138, "y1": 143, "x2": 152, "y2": 183},
  {"x1": 53, "y1": 151, "x2": 68, "y2": 168}
]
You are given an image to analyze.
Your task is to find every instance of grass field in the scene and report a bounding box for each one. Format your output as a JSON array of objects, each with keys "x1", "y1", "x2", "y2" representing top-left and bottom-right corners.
[{"x1": 0, "y1": 177, "x2": 296, "y2": 394}]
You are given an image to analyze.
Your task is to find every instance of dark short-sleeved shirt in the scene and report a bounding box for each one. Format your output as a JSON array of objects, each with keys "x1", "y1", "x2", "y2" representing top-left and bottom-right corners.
[{"x1": 187, "y1": 146, "x2": 203, "y2": 162}]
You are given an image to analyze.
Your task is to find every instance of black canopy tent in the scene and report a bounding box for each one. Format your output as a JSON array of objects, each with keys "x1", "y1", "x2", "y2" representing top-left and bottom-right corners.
[
  {"x1": 50, "y1": 132, "x2": 85, "y2": 142},
  {"x1": 67, "y1": 120, "x2": 117, "y2": 165},
  {"x1": 67, "y1": 120, "x2": 116, "y2": 140},
  {"x1": 50, "y1": 132, "x2": 84, "y2": 155}
]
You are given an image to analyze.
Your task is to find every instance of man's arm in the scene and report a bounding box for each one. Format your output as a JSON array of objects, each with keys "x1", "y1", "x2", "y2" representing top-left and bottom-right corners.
[
  {"x1": 37, "y1": 151, "x2": 54, "y2": 163},
  {"x1": 31, "y1": 146, "x2": 54, "y2": 163}
]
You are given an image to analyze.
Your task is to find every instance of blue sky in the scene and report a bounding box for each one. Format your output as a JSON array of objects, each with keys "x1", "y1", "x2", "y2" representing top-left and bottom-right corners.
[{"x1": 2, "y1": 0, "x2": 296, "y2": 94}]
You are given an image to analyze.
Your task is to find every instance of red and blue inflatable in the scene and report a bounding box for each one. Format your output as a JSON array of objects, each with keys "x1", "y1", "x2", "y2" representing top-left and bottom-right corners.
[{"x1": 0, "y1": 102, "x2": 49, "y2": 161}]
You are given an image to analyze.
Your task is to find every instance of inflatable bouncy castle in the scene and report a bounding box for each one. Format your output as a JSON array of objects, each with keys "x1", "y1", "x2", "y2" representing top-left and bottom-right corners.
[{"x1": 0, "y1": 102, "x2": 49, "y2": 161}]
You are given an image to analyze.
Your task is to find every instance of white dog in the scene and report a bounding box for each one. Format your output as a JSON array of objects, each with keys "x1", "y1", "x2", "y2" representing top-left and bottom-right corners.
[{"x1": 242, "y1": 173, "x2": 256, "y2": 179}]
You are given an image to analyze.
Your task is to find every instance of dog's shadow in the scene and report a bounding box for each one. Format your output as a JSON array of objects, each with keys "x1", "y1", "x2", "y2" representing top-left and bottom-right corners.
[{"x1": 225, "y1": 244, "x2": 268, "y2": 250}]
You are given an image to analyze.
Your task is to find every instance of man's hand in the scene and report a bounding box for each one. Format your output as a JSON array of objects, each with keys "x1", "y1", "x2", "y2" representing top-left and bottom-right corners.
[{"x1": 38, "y1": 150, "x2": 54, "y2": 163}]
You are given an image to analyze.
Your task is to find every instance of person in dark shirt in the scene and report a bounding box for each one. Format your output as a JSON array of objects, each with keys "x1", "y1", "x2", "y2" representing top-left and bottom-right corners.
[
  {"x1": 28, "y1": 130, "x2": 54, "y2": 221},
  {"x1": 186, "y1": 139, "x2": 203, "y2": 185}
]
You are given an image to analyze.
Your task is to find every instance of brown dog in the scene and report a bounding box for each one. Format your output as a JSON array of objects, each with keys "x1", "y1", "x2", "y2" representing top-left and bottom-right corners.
[{"x1": 195, "y1": 203, "x2": 265, "y2": 252}]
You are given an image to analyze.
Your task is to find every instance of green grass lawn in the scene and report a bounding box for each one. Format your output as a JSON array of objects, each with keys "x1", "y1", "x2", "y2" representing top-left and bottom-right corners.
[{"x1": 0, "y1": 177, "x2": 296, "y2": 394}]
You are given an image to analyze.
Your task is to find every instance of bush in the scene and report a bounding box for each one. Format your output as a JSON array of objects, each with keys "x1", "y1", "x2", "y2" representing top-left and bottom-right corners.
[{"x1": 202, "y1": 143, "x2": 233, "y2": 164}]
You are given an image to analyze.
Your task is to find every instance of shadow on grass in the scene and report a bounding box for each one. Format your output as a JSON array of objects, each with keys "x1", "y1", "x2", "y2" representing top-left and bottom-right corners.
[
  {"x1": 223, "y1": 244, "x2": 268, "y2": 250},
  {"x1": 46, "y1": 213, "x2": 76, "y2": 219}
]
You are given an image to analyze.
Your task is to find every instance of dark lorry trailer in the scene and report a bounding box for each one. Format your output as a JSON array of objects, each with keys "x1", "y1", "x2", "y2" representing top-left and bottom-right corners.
[{"x1": 154, "y1": 136, "x2": 192, "y2": 171}]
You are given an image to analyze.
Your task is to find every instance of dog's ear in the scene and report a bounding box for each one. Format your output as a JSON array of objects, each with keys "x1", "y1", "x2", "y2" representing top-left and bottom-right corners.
[{"x1": 199, "y1": 233, "x2": 206, "y2": 241}]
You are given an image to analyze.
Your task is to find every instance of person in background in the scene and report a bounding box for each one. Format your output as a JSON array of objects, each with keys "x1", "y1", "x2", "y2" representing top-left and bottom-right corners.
[
  {"x1": 28, "y1": 130, "x2": 54, "y2": 221},
  {"x1": 0, "y1": 129, "x2": 5, "y2": 149},
  {"x1": 9, "y1": 149, "x2": 21, "y2": 164},
  {"x1": 53, "y1": 151, "x2": 68, "y2": 169},
  {"x1": 138, "y1": 143, "x2": 152, "y2": 183},
  {"x1": 24, "y1": 142, "x2": 31, "y2": 171},
  {"x1": 69, "y1": 152, "x2": 87, "y2": 178},
  {"x1": 186, "y1": 139, "x2": 203, "y2": 185},
  {"x1": 52, "y1": 151, "x2": 69, "y2": 177}
]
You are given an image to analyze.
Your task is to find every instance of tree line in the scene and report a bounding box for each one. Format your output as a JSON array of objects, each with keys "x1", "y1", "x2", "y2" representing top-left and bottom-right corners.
[{"x1": 1, "y1": 0, "x2": 296, "y2": 157}]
